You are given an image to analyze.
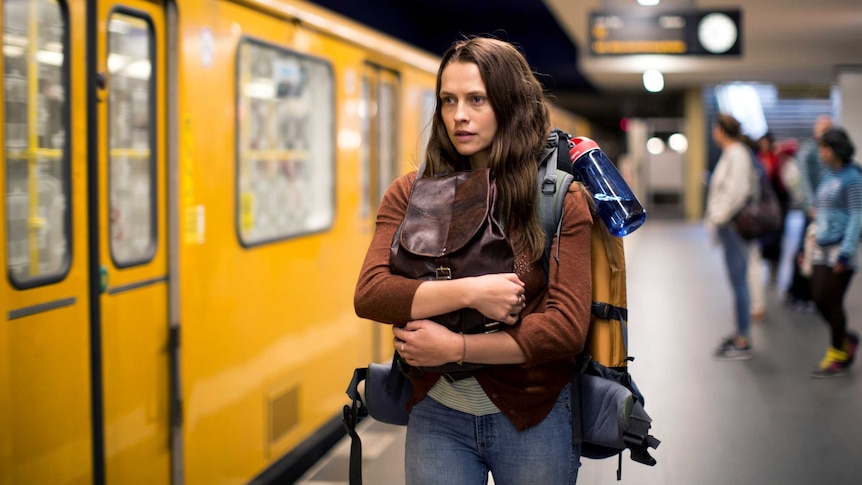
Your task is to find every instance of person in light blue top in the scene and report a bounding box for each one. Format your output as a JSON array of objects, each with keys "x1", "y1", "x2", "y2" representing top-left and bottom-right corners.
[
  {"x1": 797, "y1": 115, "x2": 832, "y2": 215},
  {"x1": 808, "y1": 127, "x2": 862, "y2": 378}
]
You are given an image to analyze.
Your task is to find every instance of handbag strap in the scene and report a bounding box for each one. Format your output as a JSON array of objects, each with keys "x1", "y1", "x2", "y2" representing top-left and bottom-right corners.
[{"x1": 343, "y1": 367, "x2": 369, "y2": 485}]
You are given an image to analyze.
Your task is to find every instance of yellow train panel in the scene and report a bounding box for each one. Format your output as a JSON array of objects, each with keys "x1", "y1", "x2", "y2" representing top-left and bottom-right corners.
[{"x1": 1, "y1": 1, "x2": 94, "y2": 484}]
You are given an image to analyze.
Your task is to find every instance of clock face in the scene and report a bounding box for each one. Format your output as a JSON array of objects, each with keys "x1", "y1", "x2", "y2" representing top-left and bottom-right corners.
[{"x1": 697, "y1": 13, "x2": 738, "y2": 54}]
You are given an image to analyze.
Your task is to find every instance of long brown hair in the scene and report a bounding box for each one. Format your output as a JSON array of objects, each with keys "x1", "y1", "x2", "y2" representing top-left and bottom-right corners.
[{"x1": 424, "y1": 37, "x2": 551, "y2": 261}]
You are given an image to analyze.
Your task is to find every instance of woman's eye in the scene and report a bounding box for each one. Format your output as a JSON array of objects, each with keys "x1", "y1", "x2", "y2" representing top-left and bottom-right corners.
[{"x1": 472, "y1": 96, "x2": 485, "y2": 104}]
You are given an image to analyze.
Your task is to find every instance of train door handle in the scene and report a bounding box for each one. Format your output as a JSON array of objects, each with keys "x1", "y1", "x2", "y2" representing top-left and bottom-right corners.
[{"x1": 100, "y1": 265, "x2": 108, "y2": 294}]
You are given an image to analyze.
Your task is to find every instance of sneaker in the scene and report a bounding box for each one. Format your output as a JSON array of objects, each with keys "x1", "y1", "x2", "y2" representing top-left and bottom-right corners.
[
  {"x1": 810, "y1": 361, "x2": 847, "y2": 378},
  {"x1": 792, "y1": 300, "x2": 816, "y2": 313},
  {"x1": 715, "y1": 337, "x2": 752, "y2": 360},
  {"x1": 844, "y1": 331, "x2": 859, "y2": 367},
  {"x1": 810, "y1": 347, "x2": 849, "y2": 378}
]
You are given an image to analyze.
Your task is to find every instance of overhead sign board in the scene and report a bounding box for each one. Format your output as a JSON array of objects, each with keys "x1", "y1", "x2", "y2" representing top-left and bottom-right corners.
[{"x1": 589, "y1": 9, "x2": 742, "y2": 56}]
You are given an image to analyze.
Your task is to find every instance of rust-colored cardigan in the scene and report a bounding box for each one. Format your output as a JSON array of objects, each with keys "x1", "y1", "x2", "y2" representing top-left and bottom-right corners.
[{"x1": 354, "y1": 171, "x2": 593, "y2": 430}]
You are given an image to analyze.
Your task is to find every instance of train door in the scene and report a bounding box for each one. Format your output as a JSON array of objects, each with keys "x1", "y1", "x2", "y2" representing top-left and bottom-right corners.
[
  {"x1": 93, "y1": 0, "x2": 171, "y2": 482},
  {"x1": 359, "y1": 63, "x2": 400, "y2": 361},
  {"x1": 1, "y1": 1, "x2": 94, "y2": 482}
]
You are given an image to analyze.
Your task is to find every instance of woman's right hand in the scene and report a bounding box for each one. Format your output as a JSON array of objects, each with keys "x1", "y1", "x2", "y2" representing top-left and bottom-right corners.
[{"x1": 468, "y1": 273, "x2": 526, "y2": 325}]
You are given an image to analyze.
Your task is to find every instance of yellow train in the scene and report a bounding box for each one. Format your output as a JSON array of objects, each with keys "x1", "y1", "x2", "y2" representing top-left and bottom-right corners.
[{"x1": 0, "y1": 0, "x2": 589, "y2": 483}]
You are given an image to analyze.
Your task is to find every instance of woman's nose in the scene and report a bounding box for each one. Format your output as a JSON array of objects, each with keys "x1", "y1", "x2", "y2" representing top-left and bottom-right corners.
[{"x1": 453, "y1": 101, "x2": 468, "y2": 121}]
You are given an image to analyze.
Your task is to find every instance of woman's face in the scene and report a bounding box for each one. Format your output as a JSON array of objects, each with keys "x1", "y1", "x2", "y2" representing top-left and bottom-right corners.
[
  {"x1": 819, "y1": 143, "x2": 841, "y2": 169},
  {"x1": 439, "y1": 61, "x2": 498, "y2": 169},
  {"x1": 711, "y1": 123, "x2": 724, "y2": 144}
]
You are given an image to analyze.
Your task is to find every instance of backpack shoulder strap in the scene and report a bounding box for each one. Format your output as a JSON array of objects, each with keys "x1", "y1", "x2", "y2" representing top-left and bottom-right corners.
[
  {"x1": 538, "y1": 130, "x2": 576, "y2": 277},
  {"x1": 538, "y1": 166, "x2": 575, "y2": 277}
]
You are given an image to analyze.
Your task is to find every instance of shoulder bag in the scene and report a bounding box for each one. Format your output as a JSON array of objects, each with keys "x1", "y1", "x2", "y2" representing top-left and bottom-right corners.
[
  {"x1": 732, "y1": 152, "x2": 783, "y2": 240},
  {"x1": 390, "y1": 168, "x2": 514, "y2": 376}
]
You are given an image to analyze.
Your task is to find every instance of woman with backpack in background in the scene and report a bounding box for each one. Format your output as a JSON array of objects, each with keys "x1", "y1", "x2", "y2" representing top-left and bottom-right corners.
[
  {"x1": 807, "y1": 127, "x2": 862, "y2": 378},
  {"x1": 354, "y1": 36, "x2": 592, "y2": 484}
]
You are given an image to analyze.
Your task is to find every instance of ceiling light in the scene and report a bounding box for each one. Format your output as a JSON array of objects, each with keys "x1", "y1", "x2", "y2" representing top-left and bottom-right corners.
[
  {"x1": 646, "y1": 137, "x2": 665, "y2": 155},
  {"x1": 643, "y1": 69, "x2": 664, "y2": 92},
  {"x1": 638, "y1": 0, "x2": 660, "y2": 5},
  {"x1": 668, "y1": 133, "x2": 688, "y2": 153}
]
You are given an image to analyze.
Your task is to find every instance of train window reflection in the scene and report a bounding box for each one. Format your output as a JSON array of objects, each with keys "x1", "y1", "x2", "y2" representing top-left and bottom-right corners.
[
  {"x1": 108, "y1": 12, "x2": 156, "y2": 266},
  {"x1": 236, "y1": 39, "x2": 335, "y2": 245},
  {"x1": 376, "y1": 79, "x2": 397, "y2": 204},
  {"x1": 4, "y1": 0, "x2": 71, "y2": 288},
  {"x1": 359, "y1": 77, "x2": 370, "y2": 220}
]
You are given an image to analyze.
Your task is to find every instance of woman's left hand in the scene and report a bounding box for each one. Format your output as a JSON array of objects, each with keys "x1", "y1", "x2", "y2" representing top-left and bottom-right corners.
[{"x1": 393, "y1": 320, "x2": 461, "y2": 367}]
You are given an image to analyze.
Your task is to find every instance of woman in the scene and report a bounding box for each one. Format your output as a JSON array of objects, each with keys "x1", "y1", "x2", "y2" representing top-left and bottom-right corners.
[
  {"x1": 354, "y1": 37, "x2": 592, "y2": 484},
  {"x1": 808, "y1": 127, "x2": 861, "y2": 378},
  {"x1": 705, "y1": 113, "x2": 756, "y2": 360},
  {"x1": 756, "y1": 132, "x2": 790, "y2": 289}
]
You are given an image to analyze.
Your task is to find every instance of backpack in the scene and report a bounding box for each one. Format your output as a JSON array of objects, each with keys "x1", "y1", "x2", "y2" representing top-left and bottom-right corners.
[
  {"x1": 538, "y1": 128, "x2": 660, "y2": 478},
  {"x1": 389, "y1": 168, "x2": 513, "y2": 376}
]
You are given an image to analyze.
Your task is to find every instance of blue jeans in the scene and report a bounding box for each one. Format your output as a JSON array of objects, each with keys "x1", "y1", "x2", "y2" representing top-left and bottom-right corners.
[
  {"x1": 717, "y1": 225, "x2": 751, "y2": 339},
  {"x1": 405, "y1": 384, "x2": 580, "y2": 485}
]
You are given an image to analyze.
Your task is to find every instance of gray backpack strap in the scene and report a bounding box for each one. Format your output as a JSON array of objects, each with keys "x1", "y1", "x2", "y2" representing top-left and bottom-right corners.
[
  {"x1": 536, "y1": 162, "x2": 574, "y2": 276},
  {"x1": 537, "y1": 129, "x2": 576, "y2": 276}
]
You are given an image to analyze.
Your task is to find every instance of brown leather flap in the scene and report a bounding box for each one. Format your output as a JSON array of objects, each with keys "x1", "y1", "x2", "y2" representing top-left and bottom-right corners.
[{"x1": 399, "y1": 169, "x2": 492, "y2": 257}]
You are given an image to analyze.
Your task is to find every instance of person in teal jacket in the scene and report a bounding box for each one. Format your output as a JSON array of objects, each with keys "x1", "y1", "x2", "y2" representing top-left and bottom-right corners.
[{"x1": 809, "y1": 127, "x2": 862, "y2": 378}]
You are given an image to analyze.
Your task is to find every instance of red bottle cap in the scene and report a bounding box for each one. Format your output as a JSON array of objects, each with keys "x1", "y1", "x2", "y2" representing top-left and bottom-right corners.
[{"x1": 568, "y1": 136, "x2": 600, "y2": 162}]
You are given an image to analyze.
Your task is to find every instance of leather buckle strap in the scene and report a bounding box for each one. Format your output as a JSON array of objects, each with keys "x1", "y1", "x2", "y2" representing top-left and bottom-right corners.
[{"x1": 435, "y1": 266, "x2": 452, "y2": 280}]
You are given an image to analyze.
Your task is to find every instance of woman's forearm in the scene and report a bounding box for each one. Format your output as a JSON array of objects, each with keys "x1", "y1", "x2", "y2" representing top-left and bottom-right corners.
[
  {"x1": 464, "y1": 331, "x2": 526, "y2": 364},
  {"x1": 410, "y1": 278, "x2": 473, "y2": 320},
  {"x1": 410, "y1": 273, "x2": 525, "y2": 323},
  {"x1": 394, "y1": 318, "x2": 526, "y2": 367}
]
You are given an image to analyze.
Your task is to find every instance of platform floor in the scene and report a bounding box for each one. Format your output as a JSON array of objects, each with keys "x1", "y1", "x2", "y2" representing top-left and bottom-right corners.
[{"x1": 298, "y1": 214, "x2": 862, "y2": 484}]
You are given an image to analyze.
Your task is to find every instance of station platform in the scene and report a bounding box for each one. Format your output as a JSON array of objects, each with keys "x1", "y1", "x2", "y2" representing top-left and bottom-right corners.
[{"x1": 298, "y1": 214, "x2": 862, "y2": 484}]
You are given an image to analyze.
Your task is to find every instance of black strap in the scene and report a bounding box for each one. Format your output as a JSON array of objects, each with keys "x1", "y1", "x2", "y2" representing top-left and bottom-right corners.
[
  {"x1": 591, "y1": 302, "x2": 628, "y2": 322},
  {"x1": 570, "y1": 370, "x2": 583, "y2": 447},
  {"x1": 623, "y1": 401, "x2": 660, "y2": 466},
  {"x1": 343, "y1": 367, "x2": 370, "y2": 485},
  {"x1": 553, "y1": 128, "x2": 572, "y2": 172},
  {"x1": 569, "y1": 354, "x2": 590, "y2": 447},
  {"x1": 343, "y1": 403, "x2": 363, "y2": 485}
]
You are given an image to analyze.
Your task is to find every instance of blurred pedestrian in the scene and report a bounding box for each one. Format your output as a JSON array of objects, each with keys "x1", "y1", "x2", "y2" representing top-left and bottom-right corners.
[
  {"x1": 798, "y1": 115, "x2": 833, "y2": 215},
  {"x1": 786, "y1": 116, "x2": 833, "y2": 310},
  {"x1": 756, "y1": 132, "x2": 789, "y2": 287},
  {"x1": 706, "y1": 113, "x2": 757, "y2": 360},
  {"x1": 741, "y1": 135, "x2": 767, "y2": 321},
  {"x1": 808, "y1": 128, "x2": 861, "y2": 378}
]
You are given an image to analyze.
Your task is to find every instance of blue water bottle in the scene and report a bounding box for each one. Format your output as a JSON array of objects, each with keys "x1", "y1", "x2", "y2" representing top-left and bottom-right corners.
[{"x1": 568, "y1": 136, "x2": 646, "y2": 237}]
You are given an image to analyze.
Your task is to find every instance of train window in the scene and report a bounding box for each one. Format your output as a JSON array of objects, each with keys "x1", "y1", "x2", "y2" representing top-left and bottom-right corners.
[
  {"x1": 376, "y1": 79, "x2": 397, "y2": 204},
  {"x1": 358, "y1": 77, "x2": 370, "y2": 219},
  {"x1": 4, "y1": 0, "x2": 71, "y2": 288},
  {"x1": 236, "y1": 39, "x2": 335, "y2": 245},
  {"x1": 417, "y1": 89, "x2": 436, "y2": 169},
  {"x1": 107, "y1": 12, "x2": 156, "y2": 266},
  {"x1": 359, "y1": 64, "x2": 400, "y2": 219}
]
